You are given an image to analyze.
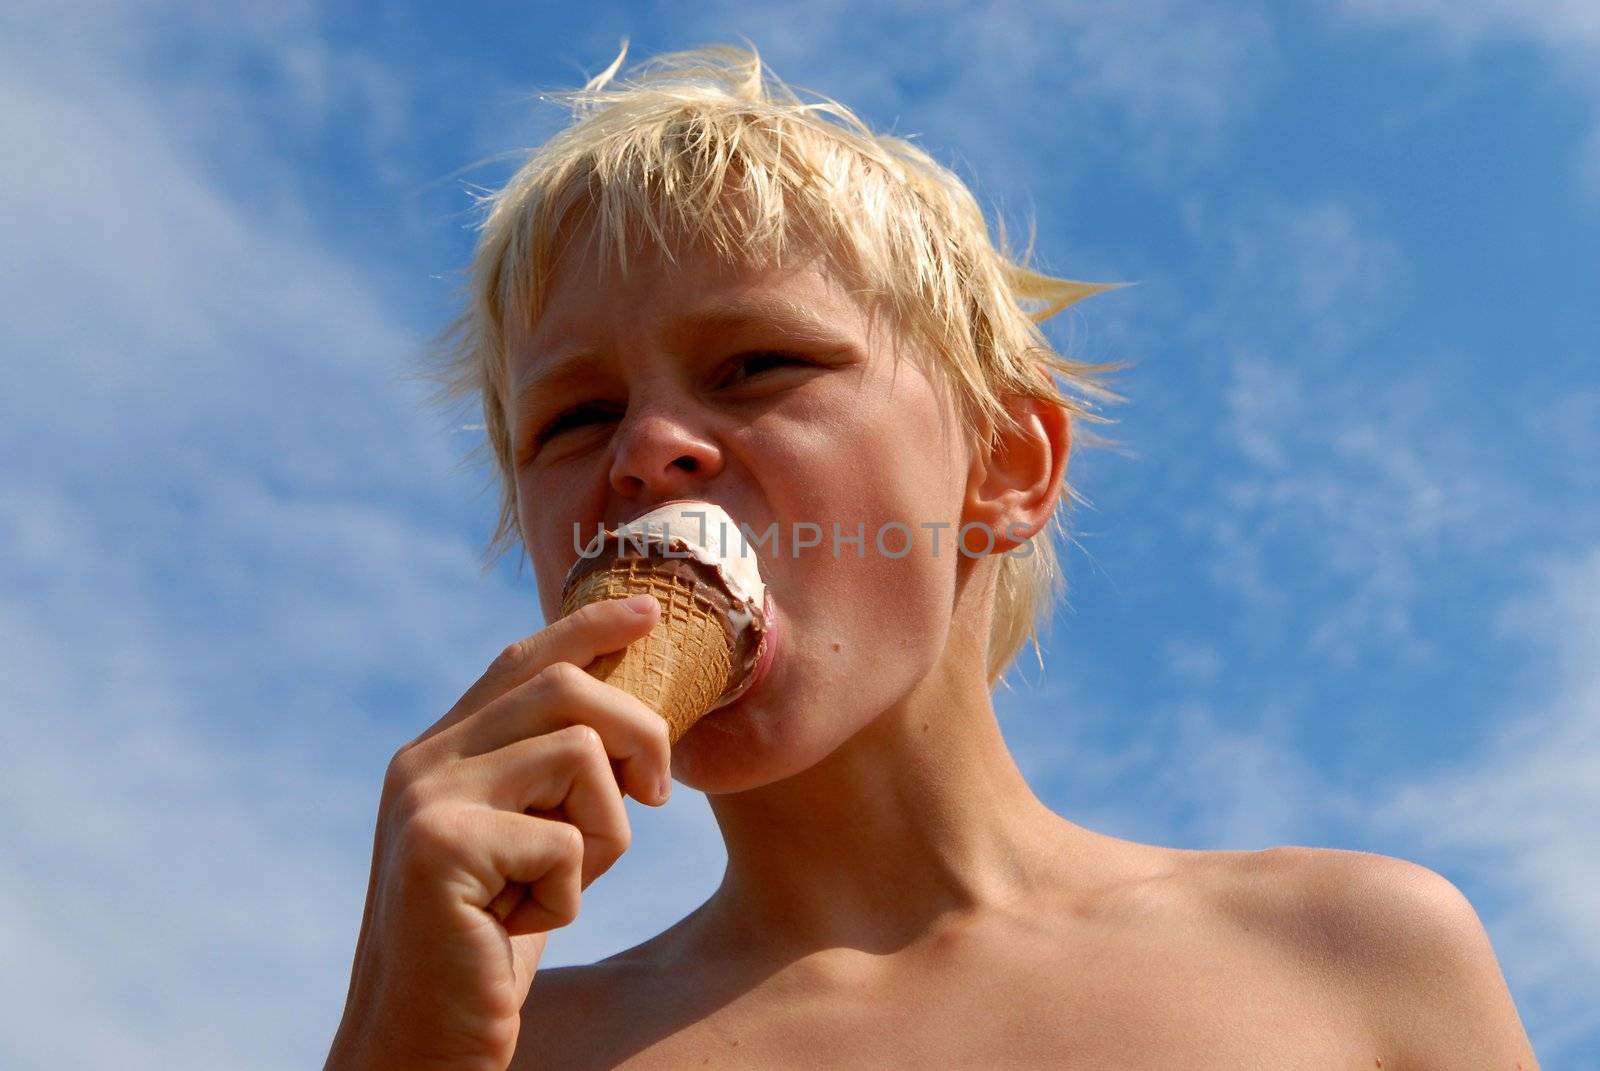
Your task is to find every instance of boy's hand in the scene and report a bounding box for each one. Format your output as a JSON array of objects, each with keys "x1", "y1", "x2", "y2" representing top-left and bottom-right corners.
[{"x1": 325, "y1": 594, "x2": 670, "y2": 1071}]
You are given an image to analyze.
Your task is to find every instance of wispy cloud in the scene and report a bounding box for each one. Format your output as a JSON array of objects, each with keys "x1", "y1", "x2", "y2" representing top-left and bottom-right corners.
[
  {"x1": 671, "y1": 0, "x2": 1276, "y2": 193},
  {"x1": 0, "y1": 7, "x2": 517, "y2": 1067},
  {"x1": 1368, "y1": 543, "x2": 1600, "y2": 1058},
  {"x1": 1196, "y1": 347, "x2": 1518, "y2": 665},
  {"x1": 994, "y1": 673, "x2": 1352, "y2": 854},
  {"x1": 1158, "y1": 194, "x2": 1522, "y2": 665},
  {"x1": 1187, "y1": 197, "x2": 1413, "y2": 359}
]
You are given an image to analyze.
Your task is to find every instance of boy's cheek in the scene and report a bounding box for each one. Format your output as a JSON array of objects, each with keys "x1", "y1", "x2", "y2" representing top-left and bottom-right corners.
[{"x1": 785, "y1": 544, "x2": 948, "y2": 638}]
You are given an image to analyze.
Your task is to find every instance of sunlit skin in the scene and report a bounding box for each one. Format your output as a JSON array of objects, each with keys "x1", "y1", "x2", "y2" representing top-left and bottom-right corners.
[{"x1": 504, "y1": 219, "x2": 1136, "y2": 970}]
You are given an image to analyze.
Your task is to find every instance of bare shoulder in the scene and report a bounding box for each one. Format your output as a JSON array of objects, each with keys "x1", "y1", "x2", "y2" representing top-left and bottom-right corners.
[
  {"x1": 512, "y1": 930, "x2": 704, "y2": 1071},
  {"x1": 510, "y1": 908, "x2": 723, "y2": 1070},
  {"x1": 511, "y1": 961, "x2": 631, "y2": 1071},
  {"x1": 1201, "y1": 845, "x2": 1540, "y2": 1070}
]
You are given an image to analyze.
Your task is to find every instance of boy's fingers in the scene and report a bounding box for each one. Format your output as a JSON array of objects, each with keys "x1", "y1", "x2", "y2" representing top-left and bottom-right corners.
[
  {"x1": 440, "y1": 663, "x2": 672, "y2": 803},
  {"x1": 408, "y1": 595, "x2": 660, "y2": 750}
]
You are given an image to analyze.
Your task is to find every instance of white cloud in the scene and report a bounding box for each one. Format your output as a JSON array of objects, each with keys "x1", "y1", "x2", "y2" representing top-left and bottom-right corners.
[
  {"x1": 1162, "y1": 637, "x2": 1223, "y2": 684},
  {"x1": 1155, "y1": 702, "x2": 1333, "y2": 848},
  {"x1": 1181, "y1": 195, "x2": 1413, "y2": 359},
  {"x1": 0, "y1": 583, "x2": 382, "y2": 1070},
  {"x1": 0, "y1": 470, "x2": 737, "y2": 1068},
  {"x1": 994, "y1": 673, "x2": 1354, "y2": 854},
  {"x1": 1522, "y1": 383, "x2": 1600, "y2": 503},
  {"x1": 1162, "y1": 194, "x2": 1526, "y2": 665},
  {"x1": 1339, "y1": 0, "x2": 1600, "y2": 59},
  {"x1": 1194, "y1": 347, "x2": 1520, "y2": 664}
]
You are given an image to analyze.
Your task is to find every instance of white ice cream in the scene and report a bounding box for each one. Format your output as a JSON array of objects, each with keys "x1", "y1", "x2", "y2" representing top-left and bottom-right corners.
[
  {"x1": 572, "y1": 500, "x2": 766, "y2": 609},
  {"x1": 566, "y1": 499, "x2": 774, "y2": 711}
]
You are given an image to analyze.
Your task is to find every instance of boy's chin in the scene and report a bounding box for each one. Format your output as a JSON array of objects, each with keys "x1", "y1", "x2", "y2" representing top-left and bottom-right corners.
[{"x1": 669, "y1": 697, "x2": 821, "y2": 794}]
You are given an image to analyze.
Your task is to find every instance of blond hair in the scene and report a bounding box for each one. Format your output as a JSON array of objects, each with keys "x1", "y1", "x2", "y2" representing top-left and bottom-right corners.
[{"x1": 420, "y1": 38, "x2": 1132, "y2": 688}]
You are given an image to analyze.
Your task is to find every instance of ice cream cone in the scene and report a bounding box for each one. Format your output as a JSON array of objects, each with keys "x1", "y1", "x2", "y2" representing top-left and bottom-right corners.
[
  {"x1": 559, "y1": 559, "x2": 739, "y2": 745},
  {"x1": 557, "y1": 500, "x2": 770, "y2": 744}
]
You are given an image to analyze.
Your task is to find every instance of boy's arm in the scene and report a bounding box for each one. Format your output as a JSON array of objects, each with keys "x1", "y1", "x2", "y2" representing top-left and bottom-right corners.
[{"x1": 1279, "y1": 847, "x2": 1541, "y2": 1069}]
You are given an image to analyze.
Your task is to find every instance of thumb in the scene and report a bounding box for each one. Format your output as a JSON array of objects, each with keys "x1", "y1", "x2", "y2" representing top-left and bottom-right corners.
[{"x1": 509, "y1": 930, "x2": 551, "y2": 1003}]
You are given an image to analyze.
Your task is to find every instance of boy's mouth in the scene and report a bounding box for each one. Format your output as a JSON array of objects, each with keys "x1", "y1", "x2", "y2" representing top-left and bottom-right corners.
[
  {"x1": 616, "y1": 496, "x2": 704, "y2": 528},
  {"x1": 707, "y1": 587, "x2": 779, "y2": 712},
  {"x1": 744, "y1": 590, "x2": 780, "y2": 694},
  {"x1": 572, "y1": 499, "x2": 777, "y2": 734},
  {"x1": 700, "y1": 589, "x2": 779, "y2": 725}
]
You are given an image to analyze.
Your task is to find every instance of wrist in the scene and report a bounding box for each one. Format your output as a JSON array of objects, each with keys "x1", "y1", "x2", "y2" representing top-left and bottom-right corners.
[
  {"x1": 325, "y1": 1007, "x2": 511, "y2": 1071},
  {"x1": 324, "y1": 1020, "x2": 385, "y2": 1071}
]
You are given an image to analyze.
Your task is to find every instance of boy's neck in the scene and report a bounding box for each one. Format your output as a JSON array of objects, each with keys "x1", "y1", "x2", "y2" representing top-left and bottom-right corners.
[{"x1": 697, "y1": 627, "x2": 1097, "y2": 960}]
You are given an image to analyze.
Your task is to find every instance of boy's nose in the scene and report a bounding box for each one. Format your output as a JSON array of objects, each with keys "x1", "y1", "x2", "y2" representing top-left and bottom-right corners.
[{"x1": 608, "y1": 406, "x2": 724, "y2": 500}]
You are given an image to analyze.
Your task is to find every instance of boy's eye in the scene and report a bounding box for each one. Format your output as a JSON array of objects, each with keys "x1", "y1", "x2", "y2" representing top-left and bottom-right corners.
[
  {"x1": 522, "y1": 350, "x2": 812, "y2": 461},
  {"x1": 722, "y1": 350, "x2": 808, "y2": 384},
  {"x1": 533, "y1": 403, "x2": 619, "y2": 446}
]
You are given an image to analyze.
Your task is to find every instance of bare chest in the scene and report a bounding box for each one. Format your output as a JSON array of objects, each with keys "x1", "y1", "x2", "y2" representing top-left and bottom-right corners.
[
  {"x1": 523, "y1": 917, "x2": 1378, "y2": 1070},
  {"x1": 627, "y1": 955, "x2": 1366, "y2": 1068}
]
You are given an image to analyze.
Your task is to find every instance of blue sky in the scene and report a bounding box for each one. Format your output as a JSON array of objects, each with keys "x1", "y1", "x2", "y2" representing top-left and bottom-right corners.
[{"x1": 2, "y1": 1, "x2": 1596, "y2": 1067}]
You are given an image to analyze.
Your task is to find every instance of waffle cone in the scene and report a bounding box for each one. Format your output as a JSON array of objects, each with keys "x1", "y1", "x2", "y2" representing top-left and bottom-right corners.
[{"x1": 560, "y1": 560, "x2": 737, "y2": 745}]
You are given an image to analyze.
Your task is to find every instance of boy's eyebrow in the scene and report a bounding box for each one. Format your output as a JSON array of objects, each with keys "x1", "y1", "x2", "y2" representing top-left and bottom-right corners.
[{"x1": 511, "y1": 295, "x2": 845, "y2": 417}]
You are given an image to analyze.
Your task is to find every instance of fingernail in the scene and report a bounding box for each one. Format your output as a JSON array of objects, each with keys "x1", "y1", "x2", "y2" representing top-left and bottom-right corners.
[
  {"x1": 624, "y1": 594, "x2": 657, "y2": 614},
  {"x1": 657, "y1": 773, "x2": 672, "y2": 802}
]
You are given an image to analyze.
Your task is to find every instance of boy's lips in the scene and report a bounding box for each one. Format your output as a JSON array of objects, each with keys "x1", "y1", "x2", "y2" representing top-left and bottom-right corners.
[
  {"x1": 615, "y1": 496, "x2": 704, "y2": 528},
  {"x1": 698, "y1": 590, "x2": 779, "y2": 725},
  {"x1": 746, "y1": 596, "x2": 779, "y2": 694}
]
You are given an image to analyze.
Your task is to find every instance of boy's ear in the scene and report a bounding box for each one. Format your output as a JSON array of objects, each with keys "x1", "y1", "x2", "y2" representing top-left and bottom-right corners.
[{"x1": 962, "y1": 396, "x2": 1071, "y2": 555}]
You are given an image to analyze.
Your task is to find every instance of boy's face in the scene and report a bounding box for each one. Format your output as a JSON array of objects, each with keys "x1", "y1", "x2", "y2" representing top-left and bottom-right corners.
[{"x1": 506, "y1": 223, "x2": 983, "y2": 791}]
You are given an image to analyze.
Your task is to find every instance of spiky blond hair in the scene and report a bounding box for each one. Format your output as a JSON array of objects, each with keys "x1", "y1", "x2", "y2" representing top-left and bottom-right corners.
[{"x1": 421, "y1": 38, "x2": 1131, "y2": 688}]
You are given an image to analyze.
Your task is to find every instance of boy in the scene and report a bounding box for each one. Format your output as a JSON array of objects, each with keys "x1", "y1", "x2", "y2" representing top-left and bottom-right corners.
[{"x1": 327, "y1": 41, "x2": 1539, "y2": 1069}]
